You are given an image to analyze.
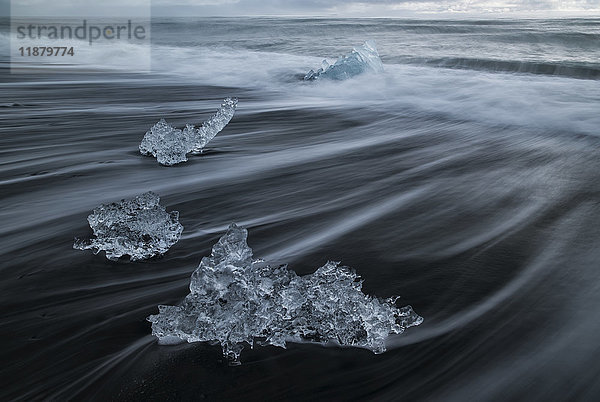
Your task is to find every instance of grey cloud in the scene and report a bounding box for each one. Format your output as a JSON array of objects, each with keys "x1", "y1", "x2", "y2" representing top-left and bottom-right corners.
[
  {"x1": 4, "y1": 0, "x2": 600, "y2": 17},
  {"x1": 152, "y1": 0, "x2": 600, "y2": 15}
]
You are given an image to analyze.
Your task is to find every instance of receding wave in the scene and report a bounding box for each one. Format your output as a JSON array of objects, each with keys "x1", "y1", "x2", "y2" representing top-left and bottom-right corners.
[
  {"x1": 491, "y1": 32, "x2": 600, "y2": 47},
  {"x1": 389, "y1": 56, "x2": 600, "y2": 79}
]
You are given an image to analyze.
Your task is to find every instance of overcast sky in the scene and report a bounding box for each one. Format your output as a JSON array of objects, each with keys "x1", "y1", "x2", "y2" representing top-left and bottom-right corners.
[{"x1": 4, "y1": 0, "x2": 600, "y2": 17}]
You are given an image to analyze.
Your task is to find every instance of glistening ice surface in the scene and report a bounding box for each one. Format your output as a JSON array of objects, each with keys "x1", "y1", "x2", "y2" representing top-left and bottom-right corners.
[
  {"x1": 304, "y1": 41, "x2": 384, "y2": 81},
  {"x1": 148, "y1": 223, "x2": 423, "y2": 363},
  {"x1": 139, "y1": 97, "x2": 237, "y2": 166},
  {"x1": 74, "y1": 192, "x2": 183, "y2": 261}
]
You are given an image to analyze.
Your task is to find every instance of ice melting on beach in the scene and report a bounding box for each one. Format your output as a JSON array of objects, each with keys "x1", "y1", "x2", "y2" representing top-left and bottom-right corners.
[
  {"x1": 147, "y1": 223, "x2": 422, "y2": 363},
  {"x1": 139, "y1": 97, "x2": 237, "y2": 166},
  {"x1": 304, "y1": 41, "x2": 384, "y2": 81},
  {"x1": 74, "y1": 192, "x2": 183, "y2": 261}
]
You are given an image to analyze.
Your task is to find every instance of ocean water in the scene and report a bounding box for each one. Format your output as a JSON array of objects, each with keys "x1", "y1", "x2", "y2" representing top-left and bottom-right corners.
[{"x1": 1, "y1": 17, "x2": 600, "y2": 400}]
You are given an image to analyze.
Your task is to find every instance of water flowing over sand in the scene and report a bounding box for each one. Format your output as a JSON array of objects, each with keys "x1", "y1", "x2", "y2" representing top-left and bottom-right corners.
[{"x1": 2, "y1": 17, "x2": 600, "y2": 401}]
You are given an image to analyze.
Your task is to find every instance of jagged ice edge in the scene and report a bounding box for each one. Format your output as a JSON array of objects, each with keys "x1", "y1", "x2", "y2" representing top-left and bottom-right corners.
[
  {"x1": 73, "y1": 191, "x2": 183, "y2": 261},
  {"x1": 147, "y1": 223, "x2": 423, "y2": 363},
  {"x1": 139, "y1": 97, "x2": 238, "y2": 166}
]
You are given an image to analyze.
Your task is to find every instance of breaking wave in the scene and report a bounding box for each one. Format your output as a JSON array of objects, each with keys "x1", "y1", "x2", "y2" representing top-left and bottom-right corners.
[{"x1": 389, "y1": 56, "x2": 600, "y2": 79}]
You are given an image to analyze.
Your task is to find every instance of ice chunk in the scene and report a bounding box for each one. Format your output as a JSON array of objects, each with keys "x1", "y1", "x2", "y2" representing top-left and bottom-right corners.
[
  {"x1": 139, "y1": 119, "x2": 191, "y2": 166},
  {"x1": 139, "y1": 97, "x2": 237, "y2": 166},
  {"x1": 74, "y1": 192, "x2": 183, "y2": 261},
  {"x1": 304, "y1": 41, "x2": 384, "y2": 81},
  {"x1": 190, "y1": 97, "x2": 237, "y2": 153},
  {"x1": 147, "y1": 223, "x2": 422, "y2": 363}
]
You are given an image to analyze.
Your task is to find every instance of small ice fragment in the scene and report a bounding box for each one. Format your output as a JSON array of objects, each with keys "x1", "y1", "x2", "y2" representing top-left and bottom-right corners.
[
  {"x1": 139, "y1": 98, "x2": 238, "y2": 166},
  {"x1": 191, "y1": 97, "x2": 237, "y2": 154},
  {"x1": 74, "y1": 192, "x2": 183, "y2": 261},
  {"x1": 139, "y1": 119, "x2": 190, "y2": 166},
  {"x1": 304, "y1": 41, "x2": 384, "y2": 81},
  {"x1": 147, "y1": 223, "x2": 422, "y2": 363}
]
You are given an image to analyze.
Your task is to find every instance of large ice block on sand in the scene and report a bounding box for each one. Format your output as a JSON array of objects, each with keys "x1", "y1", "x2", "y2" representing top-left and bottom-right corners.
[
  {"x1": 74, "y1": 192, "x2": 183, "y2": 261},
  {"x1": 304, "y1": 41, "x2": 384, "y2": 81},
  {"x1": 148, "y1": 223, "x2": 422, "y2": 363},
  {"x1": 139, "y1": 98, "x2": 237, "y2": 166}
]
